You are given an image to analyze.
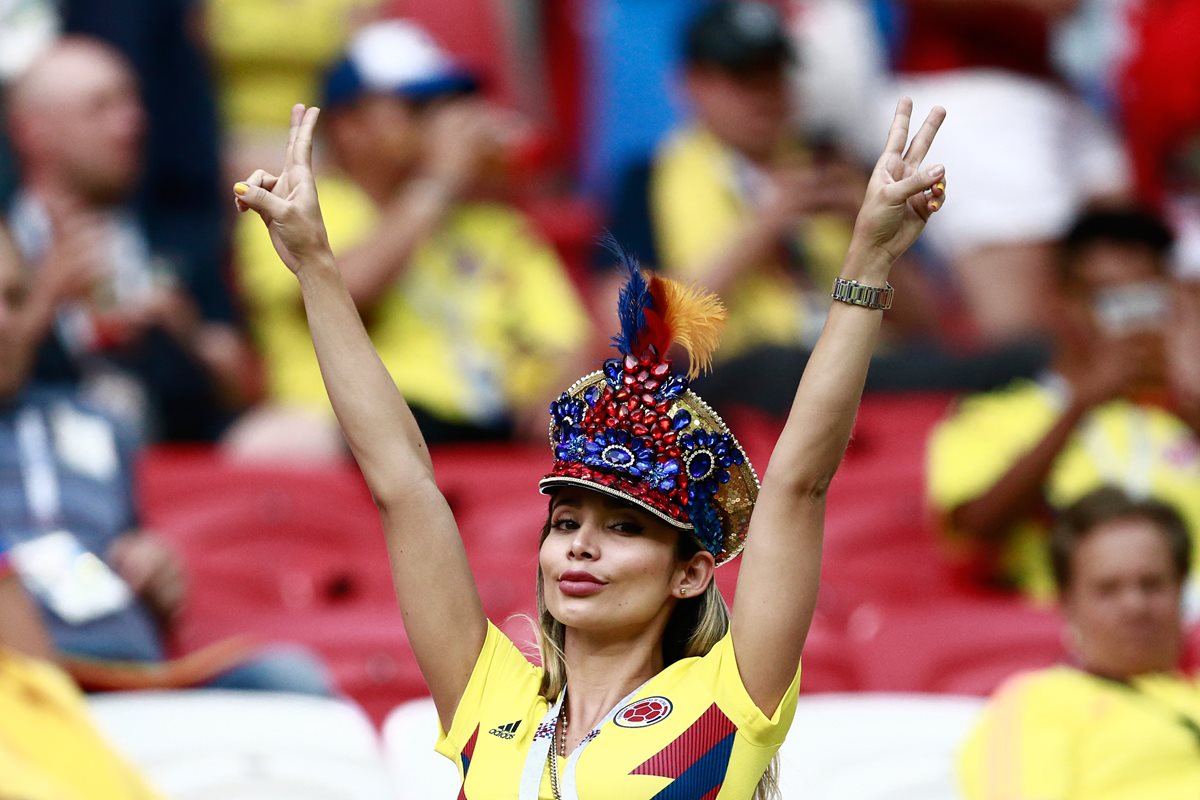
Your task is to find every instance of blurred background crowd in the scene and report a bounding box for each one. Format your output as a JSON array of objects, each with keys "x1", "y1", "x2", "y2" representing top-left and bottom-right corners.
[{"x1": 2, "y1": 0, "x2": 1200, "y2": 797}]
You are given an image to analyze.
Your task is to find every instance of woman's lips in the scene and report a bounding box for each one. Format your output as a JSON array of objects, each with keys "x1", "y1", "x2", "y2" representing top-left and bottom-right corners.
[{"x1": 559, "y1": 571, "x2": 606, "y2": 597}]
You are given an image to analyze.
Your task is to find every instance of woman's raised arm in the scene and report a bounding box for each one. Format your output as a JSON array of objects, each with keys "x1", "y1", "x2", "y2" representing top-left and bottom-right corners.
[
  {"x1": 234, "y1": 105, "x2": 486, "y2": 728},
  {"x1": 730, "y1": 98, "x2": 947, "y2": 715}
]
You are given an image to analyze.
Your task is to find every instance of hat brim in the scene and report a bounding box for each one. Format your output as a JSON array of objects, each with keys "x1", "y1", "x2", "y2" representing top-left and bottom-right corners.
[
  {"x1": 538, "y1": 475, "x2": 695, "y2": 531},
  {"x1": 393, "y1": 72, "x2": 481, "y2": 102},
  {"x1": 323, "y1": 60, "x2": 480, "y2": 109}
]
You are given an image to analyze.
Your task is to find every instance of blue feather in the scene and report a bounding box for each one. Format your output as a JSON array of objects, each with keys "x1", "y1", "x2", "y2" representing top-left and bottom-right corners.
[{"x1": 601, "y1": 234, "x2": 652, "y2": 355}]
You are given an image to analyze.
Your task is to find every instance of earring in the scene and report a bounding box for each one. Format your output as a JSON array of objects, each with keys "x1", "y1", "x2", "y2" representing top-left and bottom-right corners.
[{"x1": 679, "y1": 587, "x2": 688, "y2": 597}]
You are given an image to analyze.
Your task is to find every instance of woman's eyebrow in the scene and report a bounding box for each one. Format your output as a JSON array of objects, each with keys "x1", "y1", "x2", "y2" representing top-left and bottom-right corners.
[
  {"x1": 551, "y1": 496, "x2": 582, "y2": 511},
  {"x1": 601, "y1": 499, "x2": 651, "y2": 521}
]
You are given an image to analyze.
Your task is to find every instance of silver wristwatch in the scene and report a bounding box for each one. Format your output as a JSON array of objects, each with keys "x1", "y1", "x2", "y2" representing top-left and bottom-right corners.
[{"x1": 831, "y1": 277, "x2": 894, "y2": 310}]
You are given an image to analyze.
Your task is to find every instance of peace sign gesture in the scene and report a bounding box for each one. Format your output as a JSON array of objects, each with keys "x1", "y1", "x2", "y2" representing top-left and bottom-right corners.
[
  {"x1": 233, "y1": 104, "x2": 330, "y2": 275},
  {"x1": 851, "y1": 98, "x2": 947, "y2": 269}
]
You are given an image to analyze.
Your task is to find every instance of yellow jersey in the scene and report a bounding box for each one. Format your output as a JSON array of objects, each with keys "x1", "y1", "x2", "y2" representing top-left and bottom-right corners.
[
  {"x1": 206, "y1": 0, "x2": 377, "y2": 130},
  {"x1": 0, "y1": 648, "x2": 161, "y2": 800},
  {"x1": 960, "y1": 666, "x2": 1200, "y2": 799},
  {"x1": 650, "y1": 126, "x2": 852, "y2": 357},
  {"x1": 435, "y1": 622, "x2": 801, "y2": 799},
  {"x1": 927, "y1": 379, "x2": 1200, "y2": 601},
  {"x1": 235, "y1": 176, "x2": 590, "y2": 425}
]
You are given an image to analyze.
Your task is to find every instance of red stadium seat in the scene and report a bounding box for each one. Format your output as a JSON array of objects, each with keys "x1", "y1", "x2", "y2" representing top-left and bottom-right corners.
[
  {"x1": 847, "y1": 393, "x2": 956, "y2": 462},
  {"x1": 221, "y1": 607, "x2": 424, "y2": 726},
  {"x1": 797, "y1": 611, "x2": 861, "y2": 694},
  {"x1": 138, "y1": 447, "x2": 375, "y2": 530},
  {"x1": 846, "y1": 596, "x2": 1066, "y2": 695}
]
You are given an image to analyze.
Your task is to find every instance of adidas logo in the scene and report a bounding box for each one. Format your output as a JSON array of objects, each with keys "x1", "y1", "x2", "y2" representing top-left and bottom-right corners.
[{"x1": 489, "y1": 720, "x2": 521, "y2": 740}]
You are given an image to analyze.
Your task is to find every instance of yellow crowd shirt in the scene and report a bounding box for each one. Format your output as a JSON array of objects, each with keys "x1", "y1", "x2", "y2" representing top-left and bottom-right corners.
[
  {"x1": 206, "y1": 0, "x2": 377, "y2": 131},
  {"x1": 927, "y1": 379, "x2": 1200, "y2": 600},
  {"x1": 959, "y1": 666, "x2": 1200, "y2": 799},
  {"x1": 236, "y1": 176, "x2": 590, "y2": 425},
  {"x1": 650, "y1": 126, "x2": 852, "y2": 357},
  {"x1": 0, "y1": 648, "x2": 161, "y2": 800},
  {"x1": 436, "y1": 622, "x2": 801, "y2": 799}
]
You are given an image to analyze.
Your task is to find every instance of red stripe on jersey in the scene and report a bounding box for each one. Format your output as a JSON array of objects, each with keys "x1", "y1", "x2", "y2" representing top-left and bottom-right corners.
[
  {"x1": 458, "y1": 725, "x2": 480, "y2": 800},
  {"x1": 631, "y1": 703, "x2": 736, "y2": 779}
]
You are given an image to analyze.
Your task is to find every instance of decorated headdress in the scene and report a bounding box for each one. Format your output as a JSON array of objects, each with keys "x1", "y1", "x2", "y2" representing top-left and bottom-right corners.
[{"x1": 539, "y1": 250, "x2": 759, "y2": 566}]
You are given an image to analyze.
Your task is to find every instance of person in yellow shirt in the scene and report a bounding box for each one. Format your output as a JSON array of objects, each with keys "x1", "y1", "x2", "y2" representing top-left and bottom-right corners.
[
  {"x1": 229, "y1": 20, "x2": 590, "y2": 458},
  {"x1": 0, "y1": 544, "x2": 162, "y2": 800},
  {"x1": 959, "y1": 487, "x2": 1200, "y2": 799},
  {"x1": 205, "y1": 0, "x2": 381, "y2": 182},
  {"x1": 234, "y1": 95, "x2": 949, "y2": 797},
  {"x1": 928, "y1": 208, "x2": 1200, "y2": 600},
  {"x1": 649, "y1": 2, "x2": 865, "y2": 360}
]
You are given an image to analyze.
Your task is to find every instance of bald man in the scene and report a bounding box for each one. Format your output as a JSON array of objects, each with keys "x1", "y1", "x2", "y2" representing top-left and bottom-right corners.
[{"x1": 6, "y1": 37, "x2": 250, "y2": 442}]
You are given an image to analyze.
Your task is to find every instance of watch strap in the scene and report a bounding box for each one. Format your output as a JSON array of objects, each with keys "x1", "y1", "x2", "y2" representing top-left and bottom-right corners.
[{"x1": 831, "y1": 277, "x2": 894, "y2": 310}]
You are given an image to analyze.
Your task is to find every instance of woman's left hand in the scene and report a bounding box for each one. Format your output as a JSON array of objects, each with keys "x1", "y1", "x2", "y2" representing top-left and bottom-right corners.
[
  {"x1": 234, "y1": 105, "x2": 329, "y2": 276},
  {"x1": 851, "y1": 98, "x2": 947, "y2": 269}
]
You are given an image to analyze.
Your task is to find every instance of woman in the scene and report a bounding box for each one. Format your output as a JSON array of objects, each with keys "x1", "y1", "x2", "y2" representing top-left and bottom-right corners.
[
  {"x1": 234, "y1": 98, "x2": 947, "y2": 799},
  {"x1": 959, "y1": 487, "x2": 1200, "y2": 798}
]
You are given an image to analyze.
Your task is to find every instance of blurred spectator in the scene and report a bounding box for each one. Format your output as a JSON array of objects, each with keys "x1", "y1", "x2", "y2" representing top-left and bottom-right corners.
[
  {"x1": 0, "y1": 0, "x2": 60, "y2": 203},
  {"x1": 958, "y1": 487, "x2": 1200, "y2": 797},
  {"x1": 0, "y1": 221, "x2": 333, "y2": 696},
  {"x1": 227, "y1": 20, "x2": 590, "y2": 458},
  {"x1": 205, "y1": 0, "x2": 380, "y2": 182},
  {"x1": 62, "y1": 0, "x2": 232, "y2": 356},
  {"x1": 5, "y1": 37, "x2": 252, "y2": 442},
  {"x1": 872, "y1": 0, "x2": 1131, "y2": 342},
  {"x1": 615, "y1": 0, "x2": 1039, "y2": 411},
  {"x1": 647, "y1": 1, "x2": 863, "y2": 358},
  {"x1": 928, "y1": 208, "x2": 1200, "y2": 601},
  {"x1": 1, "y1": 542, "x2": 163, "y2": 799}
]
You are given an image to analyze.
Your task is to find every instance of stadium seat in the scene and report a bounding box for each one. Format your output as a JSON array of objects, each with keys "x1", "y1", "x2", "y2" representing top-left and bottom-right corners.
[
  {"x1": 849, "y1": 393, "x2": 956, "y2": 460},
  {"x1": 847, "y1": 597, "x2": 1066, "y2": 695},
  {"x1": 138, "y1": 448, "x2": 375, "y2": 530},
  {"x1": 152, "y1": 487, "x2": 394, "y2": 641},
  {"x1": 382, "y1": 697, "x2": 464, "y2": 799},
  {"x1": 136, "y1": 453, "x2": 421, "y2": 721},
  {"x1": 779, "y1": 693, "x2": 983, "y2": 799},
  {"x1": 797, "y1": 610, "x2": 862, "y2": 694},
  {"x1": 220, "y1": 608, "x2": 426, "y2": 726},
  {"x1": 431, "y1": 444, "x2": 548, "y2": 532},
  {"x1": 820, "y1": 515, "x2": 962, "y2": 619},
  {"x1": 88, "y1": 690, "x2": 395, "y2": 798}
]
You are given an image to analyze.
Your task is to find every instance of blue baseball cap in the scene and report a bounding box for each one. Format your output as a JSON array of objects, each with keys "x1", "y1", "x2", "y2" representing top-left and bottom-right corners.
[{"x1": 323, "y1": 20, "x2": 480, "y2": 109}]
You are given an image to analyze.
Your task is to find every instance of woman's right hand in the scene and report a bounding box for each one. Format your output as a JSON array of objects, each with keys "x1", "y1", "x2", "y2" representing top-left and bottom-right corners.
[{"x1": 233, "y1": 104, "x2": 330, "y2": 275}]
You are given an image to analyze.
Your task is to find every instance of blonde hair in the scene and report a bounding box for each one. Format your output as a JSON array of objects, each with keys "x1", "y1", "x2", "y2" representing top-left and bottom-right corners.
[{"x1": 533, "y1": 518, "x2": 781, "y2": 800}]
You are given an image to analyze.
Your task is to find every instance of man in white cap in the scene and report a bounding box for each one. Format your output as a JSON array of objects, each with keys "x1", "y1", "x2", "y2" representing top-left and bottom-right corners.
[{"x1": 230, "y1": 20, "x2": 590, "y2": 458}]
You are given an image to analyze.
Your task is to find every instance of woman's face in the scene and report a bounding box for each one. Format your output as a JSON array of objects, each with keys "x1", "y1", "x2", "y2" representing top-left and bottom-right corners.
[
  {"x1": 540, "y1": 489, "x2": 702, "y2": 638},
  {"x1": 1063, "y1": 516, "x2": 1183, "y2": 678}
]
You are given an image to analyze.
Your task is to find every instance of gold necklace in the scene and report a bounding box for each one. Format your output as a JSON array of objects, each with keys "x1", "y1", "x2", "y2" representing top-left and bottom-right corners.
[{"x1": 548, "y1": 701, "x2": 568, "y2": 800}]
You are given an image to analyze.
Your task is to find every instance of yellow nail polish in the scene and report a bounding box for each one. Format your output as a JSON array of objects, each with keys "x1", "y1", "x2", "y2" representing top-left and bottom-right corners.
[
  {"x1": 930, "y1": 200, "x2": 941, "y2": 211},
  {"x1": 936, "y1": 182, "x2": 946, "y2": 192},
  {"x1": 233, "y1": 182, "x2": 249, "y2": 196}
]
